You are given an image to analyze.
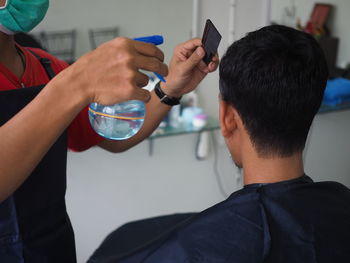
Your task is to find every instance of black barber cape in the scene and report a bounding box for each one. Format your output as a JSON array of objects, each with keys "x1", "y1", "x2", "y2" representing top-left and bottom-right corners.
[
  {"x1": 90, "y1": 175, "x2": 350, "y2": 263},
  {"x1": 0, "y1": 52, "x2": 76, "y2": 263}
]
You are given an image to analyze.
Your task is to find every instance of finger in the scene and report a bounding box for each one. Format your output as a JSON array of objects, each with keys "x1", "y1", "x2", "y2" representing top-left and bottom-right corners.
[
  {"x1": 133, "y1": 41, "x2": 165, "y2": 61},
  {"x1": 182, "y1": 38, "x2": 202, "y2": 51},
  {"x1": 177, "y1": 53, "x2": 188, "y2": 61},
  {"x1": 135, "y1": 71, "x2": 150, "y2": 88},
  {"x1": 207, "y1": 54, "x2": 220, "y2": 72},
  {"x1": 197, "y1": 60, "x2": 210, "y2": 74},
  {"x1": 178, "y1": 47, "x2": 192, "y2": 59},
  {"x1": 208, "y1": 61, "x2": 219, "y2": 72},
  {"x1": 132, "y1": 88, "x2": 151, "y2": 103},
  {"x1": 136, "y1": 56, "x2": 168, "y2": 77},
  {"x1": 182, "y1": 46, "x2": 206, "y2": 73},
  {"x1": 211, "y1": 53, "x2": 219, "y2": 63},
  {"x1": 177, "y1": 38, "x2": 202, "y2": 58}
]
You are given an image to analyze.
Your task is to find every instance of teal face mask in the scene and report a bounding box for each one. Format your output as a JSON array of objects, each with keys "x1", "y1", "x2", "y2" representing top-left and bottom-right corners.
[{"x1": 0, "y1": 0, "x2": 49, "y2": 34}]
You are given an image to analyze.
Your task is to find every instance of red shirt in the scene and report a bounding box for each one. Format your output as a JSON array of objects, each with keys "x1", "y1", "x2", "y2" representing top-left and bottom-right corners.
[{"x1": 0, "y1": 45, "x2": 104, "y2": 151}]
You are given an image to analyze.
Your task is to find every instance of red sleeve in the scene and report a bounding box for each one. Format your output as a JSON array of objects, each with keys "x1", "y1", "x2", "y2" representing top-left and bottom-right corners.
[
  {"x1": 27, "y1": 48, "x2": 105, "y2": 151},
  {"x1": 27, "y1": 47, "x2": 69, "y2": 72}
]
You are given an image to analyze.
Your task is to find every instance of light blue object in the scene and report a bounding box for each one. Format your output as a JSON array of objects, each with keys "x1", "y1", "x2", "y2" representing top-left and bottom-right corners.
[
  {"x1": 88, "y1": 101, "x2": 145, "y2": 140},
  {"x1": 0, "y1": 0, "x2": 49, "y2": 34},
  {"x1": 89, "y1": 35, "x2": 164, "y2": 140},
  {"x1": 323, "y1": 78, "x2": 350, "y2": 106},
  {"x1": 182, "y1": 107, "x2": 203, "y2": 128}
]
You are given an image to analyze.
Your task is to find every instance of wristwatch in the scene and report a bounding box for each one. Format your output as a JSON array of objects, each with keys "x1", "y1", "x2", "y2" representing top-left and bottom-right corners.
[{"x1": 154, "y1": 81, "x2": 182, "y2": 106}]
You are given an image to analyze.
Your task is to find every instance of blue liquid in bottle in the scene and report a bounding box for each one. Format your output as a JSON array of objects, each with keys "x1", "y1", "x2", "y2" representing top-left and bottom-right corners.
[
  {"x1": 88, "y1": 100, "x2": 145, "y2": 140},
  {"x1": 88, "y1": 35, "x2": 164, "y2": 140}
]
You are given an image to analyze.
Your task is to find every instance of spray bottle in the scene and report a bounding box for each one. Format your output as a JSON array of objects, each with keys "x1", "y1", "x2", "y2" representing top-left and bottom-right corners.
[{"x1": 88, "y1": 35, "x2": 165, "y2": 140}]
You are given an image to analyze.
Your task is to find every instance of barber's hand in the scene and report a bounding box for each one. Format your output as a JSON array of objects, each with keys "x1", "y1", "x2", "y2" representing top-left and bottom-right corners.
[
  {"x1": 161, "y1": 38, "x2": 219, "y2": 98},
  {"x1": 57, "y1": 37, "x2": 168, "y2": 105}
]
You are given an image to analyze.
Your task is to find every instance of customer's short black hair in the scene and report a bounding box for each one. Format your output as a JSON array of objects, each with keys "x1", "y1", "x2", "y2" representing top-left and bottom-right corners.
[{"x1": 219, "y1": 25, "x2": 328, "y2": 157}]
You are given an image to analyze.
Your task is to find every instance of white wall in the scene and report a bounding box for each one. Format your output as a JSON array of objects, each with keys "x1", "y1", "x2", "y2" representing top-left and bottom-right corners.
[
  {"x1": 35, "y1": 0, "x2": 193, "y2": 61},
  {"x1": 271, "y1": 0, "x2": 350, "y2": 67},
  {"x1": 305, "y1": 111, "x2": 350, "y2": 184}
]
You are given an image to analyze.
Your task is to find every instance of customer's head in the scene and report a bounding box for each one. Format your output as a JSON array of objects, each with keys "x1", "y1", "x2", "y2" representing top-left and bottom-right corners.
[{"x1": 219, "y1": 25, "x2": 328, "y2": 166}]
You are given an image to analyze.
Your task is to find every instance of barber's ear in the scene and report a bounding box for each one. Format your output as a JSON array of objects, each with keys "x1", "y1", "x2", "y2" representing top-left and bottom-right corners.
[{"x1": 219, "y1": 100, "x2": 238, "y2": 138}]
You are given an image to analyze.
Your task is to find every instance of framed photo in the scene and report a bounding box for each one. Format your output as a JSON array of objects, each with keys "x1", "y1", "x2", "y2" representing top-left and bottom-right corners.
[{"x1": 310, "y1": 3, "x2": 332, "y2": 28}]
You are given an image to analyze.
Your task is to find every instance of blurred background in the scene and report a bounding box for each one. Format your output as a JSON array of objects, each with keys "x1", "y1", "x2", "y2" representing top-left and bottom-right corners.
[{"x1": 22, "y1": 0, "x2": 350, "y2": 261}]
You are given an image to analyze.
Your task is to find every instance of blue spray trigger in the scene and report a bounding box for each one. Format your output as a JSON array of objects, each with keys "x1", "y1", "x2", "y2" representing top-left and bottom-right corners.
[
  {"x1": 133, "y1": 35, "x2": 166, "y2": 82},
  {"x1": 133, "y1": 35, "x2": 164, "y2": 45}
]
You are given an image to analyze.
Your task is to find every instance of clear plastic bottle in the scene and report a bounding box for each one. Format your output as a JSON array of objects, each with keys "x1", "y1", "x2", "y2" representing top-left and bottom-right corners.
[
  {"x1": 88, "y1": 100, "x2": 145, "y2": 140},
  {"x1": 88, "y1": 35, "x2": 164, "y2": 140}
]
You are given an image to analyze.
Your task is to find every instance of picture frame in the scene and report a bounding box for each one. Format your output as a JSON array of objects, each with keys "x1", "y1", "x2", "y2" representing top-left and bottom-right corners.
[{"x1": 310, "y1": 3, "x2": 332, "y2": 28}]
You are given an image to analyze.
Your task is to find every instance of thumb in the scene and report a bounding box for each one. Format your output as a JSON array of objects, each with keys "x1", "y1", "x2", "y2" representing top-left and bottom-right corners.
[
  {"x1": 182, "y1": 46, "x2": 205, "y2": 72},
  {"x1": 132, "y1": 89, "x2": 151, "y2": 103}
]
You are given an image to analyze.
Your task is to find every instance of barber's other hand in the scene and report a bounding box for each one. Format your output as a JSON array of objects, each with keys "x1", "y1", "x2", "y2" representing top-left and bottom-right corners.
[
  {"x1": 162, "y1": 38, "x2": 219, "y2": 98},
  {"x1": 56, "y1": 37, "x2": 168, "y2": 105}
]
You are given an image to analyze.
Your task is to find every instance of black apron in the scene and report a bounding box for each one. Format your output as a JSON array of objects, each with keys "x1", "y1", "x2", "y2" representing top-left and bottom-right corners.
[{"x1": 0, "y1": 51, "x2": 76, "y2": 263}]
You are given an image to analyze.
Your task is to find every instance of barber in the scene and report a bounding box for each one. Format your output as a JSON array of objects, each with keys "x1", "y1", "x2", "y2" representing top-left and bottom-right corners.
[{"x1": 0, "y1": 0, "x2": 218, "y2": 262}]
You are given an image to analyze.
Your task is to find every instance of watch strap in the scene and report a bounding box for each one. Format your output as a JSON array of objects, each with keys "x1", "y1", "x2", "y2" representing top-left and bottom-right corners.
[{"x1": 154, "y1": 82, "x2": 182, "y2": 106}]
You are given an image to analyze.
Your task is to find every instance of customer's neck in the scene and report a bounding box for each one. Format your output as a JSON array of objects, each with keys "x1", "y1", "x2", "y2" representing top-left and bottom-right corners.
[{"x1": 242, "y1": 149, "x2": 304, "y2": 185}]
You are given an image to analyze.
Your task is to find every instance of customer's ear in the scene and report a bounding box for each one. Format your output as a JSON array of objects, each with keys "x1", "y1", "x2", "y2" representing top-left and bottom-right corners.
[{"x1": 219, "y1": 100, "x2": 238, "y2": 138}]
